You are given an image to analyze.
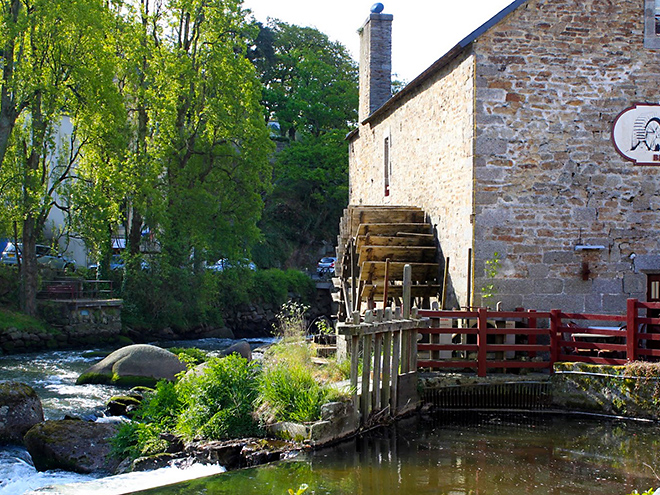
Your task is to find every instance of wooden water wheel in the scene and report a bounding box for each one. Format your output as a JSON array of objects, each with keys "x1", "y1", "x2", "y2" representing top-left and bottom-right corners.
[{"x1": 335, "y1": 205, "x2": 441, "y2": 321}]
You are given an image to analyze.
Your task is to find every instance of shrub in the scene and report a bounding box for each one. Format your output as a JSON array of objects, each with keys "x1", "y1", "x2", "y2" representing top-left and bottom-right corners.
[
  {"x1": 249, "y1": 269, "x2": 314, "y2": 307},
  {"x1": 112, "y1": 381, "x2": 181, "y2": 459},
  {"x1": 258, "y1": 360, "x2": 329, "y2": 423},
  {"x1": 175, "y1": 354, "x2": 262, "y2": 440},
  {"x1": 112, "y1": 421, "x2": 169, "y2": 460},
  {"x1": 0, "y1": 264, "x2": 19, "y2": 307}
]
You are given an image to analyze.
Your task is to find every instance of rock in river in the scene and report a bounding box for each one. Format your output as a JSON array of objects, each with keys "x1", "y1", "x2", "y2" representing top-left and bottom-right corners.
[
  {"x1": 24, "y1": 419, "x2": 121, "y2": 474},
  {"x1": 0, "y1": 381, "x2": 44, "y2": 444},
  {"x1": 77, "y1": 344, "x2": 187, "y2": 387}
]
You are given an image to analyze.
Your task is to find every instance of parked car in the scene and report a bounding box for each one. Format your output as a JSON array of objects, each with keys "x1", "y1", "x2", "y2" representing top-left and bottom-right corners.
[
  {"x1": 1, "y1": 242, "x2": 75, "y2": 270},
  {"x1": 207, "y1": 258, "x2": 257, "y2": 272},
  {"x1": 88, "y1": 254, "x2": 124, "y2": 271},
  {"x1": 317, "y1": 256, "x2": 337, "y2": 275}
]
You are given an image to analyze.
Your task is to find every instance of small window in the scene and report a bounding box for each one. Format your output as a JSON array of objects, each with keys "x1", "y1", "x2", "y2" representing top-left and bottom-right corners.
[
  {"x1": 644, "y1": 0, "x2": 660, "y2": 48},
  {"x1": 648, "y1": 274, "x2": 660, "y2": 301},
  {"x1": 383, "y1": 136, "x2": 390, "y2": 196}
]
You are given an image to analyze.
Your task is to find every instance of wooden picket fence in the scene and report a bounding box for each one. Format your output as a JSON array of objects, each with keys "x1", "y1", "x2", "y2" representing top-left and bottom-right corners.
[{"x1": 417, "y1": 299, "x2": 660, "y2": 377}]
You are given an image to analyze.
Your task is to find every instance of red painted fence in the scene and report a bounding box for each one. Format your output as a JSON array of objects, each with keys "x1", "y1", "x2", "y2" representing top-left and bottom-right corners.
[{"x1": 417, "y1": 299, "x2": 660, "y2": 377}]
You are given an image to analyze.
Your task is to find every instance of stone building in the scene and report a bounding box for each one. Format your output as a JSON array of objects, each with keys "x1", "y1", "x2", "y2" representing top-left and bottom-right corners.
[{"x1": 346, "y1": 0, "x2": 660, "y2": 314}]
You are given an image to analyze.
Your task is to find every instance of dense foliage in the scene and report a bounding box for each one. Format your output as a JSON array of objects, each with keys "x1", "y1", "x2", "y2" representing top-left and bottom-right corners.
[
  {"x1": 116, "y1": 265, "x2": 314, "y2": 331},
  {"x1": 250, "y1": 20, "x2": 358, "y2": 269}
]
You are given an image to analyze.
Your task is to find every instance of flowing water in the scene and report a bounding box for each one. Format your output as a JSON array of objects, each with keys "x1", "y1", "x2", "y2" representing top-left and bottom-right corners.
[{"x1": 1, "y1": 343, "x2": 659, "y2": 495}]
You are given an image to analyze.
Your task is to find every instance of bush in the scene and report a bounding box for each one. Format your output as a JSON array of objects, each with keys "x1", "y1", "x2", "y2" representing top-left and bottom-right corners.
[
  {"x1": 175, "y1": 354, "x2": 262, "y2": 440},
  {"x1": 258, "y1": 360, "x2": 329, "y2": 423},
  {"x1": 0, "y1": 264, "x2": 19, "y2": 307},
  {"x1": 112, "y1": 381, "x2": 181, "y2": 459},
  {"x1": 249, "y1": 269, "x2": 315, "y2": 307}
]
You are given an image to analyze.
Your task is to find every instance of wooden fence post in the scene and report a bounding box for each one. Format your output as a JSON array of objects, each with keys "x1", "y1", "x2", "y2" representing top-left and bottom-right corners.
[
  {"x1": 477, "y1": 307, "x2": 488, "y2": 377},
  {"x1": 382, "y1": 331, "x2": 392, "y2": 411},
  {"x1": 391, "y1": 330, "x2": 401, "y2": 414},
  {"x1": 372, "y1": 333, "x2": 382, "y2": 411},
  {"x1": 360, "y1": 334, "x2": 372, "y2": 424},
  {"x1": 627, "y1": 298, "x2": 638, "y2": 362},
  {"x1": 550, "y1": 309, "x2": 560, "y2": 368}
]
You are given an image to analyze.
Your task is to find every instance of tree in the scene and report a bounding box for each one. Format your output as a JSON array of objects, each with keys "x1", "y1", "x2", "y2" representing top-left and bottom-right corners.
[
  {"x1": 0, "y1": 0, "x2": 124, "y2": 315},
  {"x1": 249, "y1": 21, "x2": 358, "y2": 268},
  {"x1": 251, "y1": 20, "x2": 358, "y2": 139}
]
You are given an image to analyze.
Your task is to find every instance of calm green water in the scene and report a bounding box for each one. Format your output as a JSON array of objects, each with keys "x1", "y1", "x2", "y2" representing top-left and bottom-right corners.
[{"x1": 131, "y1": 412, "x2": 660, "y2": 495}]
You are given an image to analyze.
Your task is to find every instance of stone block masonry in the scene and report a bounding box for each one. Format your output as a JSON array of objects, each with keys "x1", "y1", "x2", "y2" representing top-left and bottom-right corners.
[{"x1": 473, "y1": 0, "x2": 660, "y2": 312}]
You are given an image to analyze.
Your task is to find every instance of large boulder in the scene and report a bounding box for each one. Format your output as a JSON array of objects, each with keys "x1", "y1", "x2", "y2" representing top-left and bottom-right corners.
[
  {"x1": 77, "y1": 344, "x2": 187, "y2": 387},
  {"x1": 0, "y1": 382, "x2": 44, "y2": 444},
  {"x1": 24, "y1": 419, "x2": 120, "y2": 474}
]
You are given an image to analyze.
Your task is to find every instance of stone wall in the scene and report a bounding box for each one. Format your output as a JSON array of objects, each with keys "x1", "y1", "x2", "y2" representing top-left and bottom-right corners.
[
  {"x1": 0, "y1": 301, "x2": 123, "y2": 353},
  {"x1": 349, "y1": 51, "x2": 476, "y2": 308},
  {"x1": 472, "y1": 0, "x2": 660, "y2": 313}
]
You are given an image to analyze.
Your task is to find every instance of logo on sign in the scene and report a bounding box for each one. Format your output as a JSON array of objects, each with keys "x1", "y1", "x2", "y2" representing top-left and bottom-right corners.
[{"x1": 612, "y1": 103, "x2": 660, "y2": 165}]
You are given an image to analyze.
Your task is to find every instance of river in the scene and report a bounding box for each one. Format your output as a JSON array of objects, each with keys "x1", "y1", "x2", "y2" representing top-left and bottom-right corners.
[{"x1": 1, "y1": 341, "x2": 659, "y2": 495}]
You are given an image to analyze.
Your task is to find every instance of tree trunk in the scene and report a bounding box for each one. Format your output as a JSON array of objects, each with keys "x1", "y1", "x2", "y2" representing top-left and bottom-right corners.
[
  {"x1": 21, "y1": 217, "x2": 39, "y2": 316},
  {"x1": 20, "y1": 90, "x2": 46, "y2": 317}
]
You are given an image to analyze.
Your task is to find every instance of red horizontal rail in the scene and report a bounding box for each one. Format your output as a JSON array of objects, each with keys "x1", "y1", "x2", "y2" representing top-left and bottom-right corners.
[{"x1": 638, "y1": 348, "x2": 660, "y2": 357}]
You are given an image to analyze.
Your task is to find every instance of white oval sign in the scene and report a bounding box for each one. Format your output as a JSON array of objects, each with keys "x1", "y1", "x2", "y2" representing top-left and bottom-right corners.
[{"x1": 612, "y1": 103, "x2": 660, "y2": 165}]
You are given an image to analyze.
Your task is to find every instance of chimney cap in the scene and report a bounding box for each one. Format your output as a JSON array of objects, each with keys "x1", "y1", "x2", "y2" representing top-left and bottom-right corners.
[{"x1": 370, "y1": 3, "x2": 384, "y2": 13}]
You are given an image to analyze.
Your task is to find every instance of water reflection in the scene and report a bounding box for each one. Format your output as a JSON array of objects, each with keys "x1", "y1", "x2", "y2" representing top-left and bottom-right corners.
[{"x1": 131, "y1": 413, "x2": 660, "y2": 495}]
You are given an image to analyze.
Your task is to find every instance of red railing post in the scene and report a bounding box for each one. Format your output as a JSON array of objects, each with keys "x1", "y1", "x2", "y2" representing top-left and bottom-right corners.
[
  {"x1": 626, "y1": 298, "x2": 638, "y2": 362},
  {"x1": 478, "y1": 307, "x2": 488, "y2": 377},
  {"x1": 550, "y1": 309, "x2": 560, "y2": 370},
  {"x1": 527, "y1": 309, "x2": 537, "y2": 359}
]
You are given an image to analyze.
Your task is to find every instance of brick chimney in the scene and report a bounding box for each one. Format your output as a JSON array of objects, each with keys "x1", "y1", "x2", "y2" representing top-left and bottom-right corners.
[{"x1": 358, "y1": 8, "x2": 393, "y2": 122}]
